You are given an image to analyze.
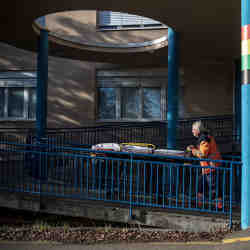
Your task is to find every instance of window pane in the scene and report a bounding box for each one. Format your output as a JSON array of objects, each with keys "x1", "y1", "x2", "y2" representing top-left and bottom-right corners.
[
  {"x1": 99, "y1": 11, "x2": 164, "y2": 28},
  {"x1": 8, "y1": 88, "x2": 24, "y2": 118},
  {"x1": 121, "y1": 88, "x2": 140, "y2": 119},
  {"x1": 0, "y1": 88, "x2": 4, "y2": 117},
  {"x1": 143, "y1": 88, "x2": 161, "y2": 119},
  {"x1": 28, "y1": 88, "x2": 36, "y2": 119},
  {"x1": 98, "y1": 88, "x2": 116, "y2": 119}
]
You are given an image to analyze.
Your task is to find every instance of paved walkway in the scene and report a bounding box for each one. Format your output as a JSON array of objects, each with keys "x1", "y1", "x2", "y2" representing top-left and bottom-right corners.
[
  {"x1": 0, "y1": 241, "x2": 249, "y2": 250},
  {"x1": 1, "y1": 229, "x2": 250, "y2": 250}
]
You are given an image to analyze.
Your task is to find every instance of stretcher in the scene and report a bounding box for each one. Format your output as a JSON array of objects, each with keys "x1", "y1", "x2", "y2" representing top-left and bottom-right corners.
[{"x1": 91, "y1": 142, "x2": 185, "y2": 158}]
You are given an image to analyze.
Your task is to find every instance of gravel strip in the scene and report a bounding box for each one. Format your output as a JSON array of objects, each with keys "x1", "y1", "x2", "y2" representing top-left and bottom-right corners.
[
  {"x1": 0, "y1": 226, "x2": 233, "y2": 244},
  {"x1": 0, "y1": 207, "x2": 241, "y2": 245}
]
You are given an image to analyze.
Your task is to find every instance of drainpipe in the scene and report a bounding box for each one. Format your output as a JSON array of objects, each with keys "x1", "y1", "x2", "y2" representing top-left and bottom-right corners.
[
  {"x1": 167, "y1": 27, "x2": 179, "y2": 149},
  {"x1": 241, "y1": 0, "x2": 250, "y2": 229}
]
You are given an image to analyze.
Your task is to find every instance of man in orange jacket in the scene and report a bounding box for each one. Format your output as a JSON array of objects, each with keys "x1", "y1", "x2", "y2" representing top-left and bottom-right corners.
[{"x1": 187, "y1": 121, "x2": 223, "y2": 209}]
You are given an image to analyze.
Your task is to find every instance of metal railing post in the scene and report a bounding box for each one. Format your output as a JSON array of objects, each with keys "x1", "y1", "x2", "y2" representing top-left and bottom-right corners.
[
  {"x1": 129, "y1": 153, "x2": 133, "y2": 218},
  {"x1": 229, "y1": 162, "x2": 233, "y2": 228}
]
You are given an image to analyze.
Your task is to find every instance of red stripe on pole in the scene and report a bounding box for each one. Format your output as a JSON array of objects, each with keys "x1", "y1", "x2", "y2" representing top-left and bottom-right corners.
[{"x1": 242, "y1": 25, "x2": 250, "y2": 40}]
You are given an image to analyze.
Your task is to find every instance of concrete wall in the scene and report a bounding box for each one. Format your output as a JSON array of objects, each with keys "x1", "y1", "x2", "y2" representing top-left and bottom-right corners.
[
  {"x1": 180, "y1": 63, "x2": 233, "y2": 117},
  {"x1": 0, "y1": 42, "x2": 234, "y2": 128},
  {"x1": 0, "y1": 191, "x2": 230, "y2": 232}
]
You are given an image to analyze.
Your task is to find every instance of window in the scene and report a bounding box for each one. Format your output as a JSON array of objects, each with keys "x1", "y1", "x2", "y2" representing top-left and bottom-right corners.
[
  {"x1": 97, "y1": 69, "x2": 167, "y2": 121},
  {"x1": 98, "y1": 11, "x2": 167, "y2": 30},
  {"x1": 0, "y1": 71, "x2": 36, "y2": 120}
]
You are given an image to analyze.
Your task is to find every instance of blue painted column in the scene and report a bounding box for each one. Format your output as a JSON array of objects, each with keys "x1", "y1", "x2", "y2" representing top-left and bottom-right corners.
[
  {"x1": 167, "y1": 27, "x2": 179, "y2": 149},
  {"x1": 36, "y1": 28, "x2": 49, "y2": 141},
  {"x1": 241, "y1": 0, "x2": 250, "y2": 229},
  {"x1": 234, "y1": 59, "x2": 241, "y2": 143}
]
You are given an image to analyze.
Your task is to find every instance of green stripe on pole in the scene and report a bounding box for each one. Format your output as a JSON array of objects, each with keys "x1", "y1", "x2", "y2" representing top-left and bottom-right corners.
[{"x1": 242, "y1": 55, "x2": 250, "y2": 71}]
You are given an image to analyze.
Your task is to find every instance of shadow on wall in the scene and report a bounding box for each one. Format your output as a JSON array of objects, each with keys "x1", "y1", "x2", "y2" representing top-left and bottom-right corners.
[
  {"x1": 0, "y1": 42, "x2": 96, "y2": 128},
  {"x1": 0, "y1": 44, "x2": 234, "y2": 129},
  {"x1": 47, "y1": 55, "x2": 96, "y2": 128}
]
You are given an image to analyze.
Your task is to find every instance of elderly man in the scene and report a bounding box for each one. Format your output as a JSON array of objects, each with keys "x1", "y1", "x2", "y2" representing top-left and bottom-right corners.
[{"x1": 187, "y1": 120, "x2": 223, "y2": 209}]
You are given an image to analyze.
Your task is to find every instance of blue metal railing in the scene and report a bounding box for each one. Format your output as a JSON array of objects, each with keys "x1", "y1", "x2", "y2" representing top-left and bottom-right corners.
[
  {"x1": 44, "y1": 115, "x2": 235, "y2": 149},
  {"x1": 0, "y1": 115, "x2": 237, "y2": 151},
  {"x1": 0, "y1": 141, "x2": 241, "y2": 227}
]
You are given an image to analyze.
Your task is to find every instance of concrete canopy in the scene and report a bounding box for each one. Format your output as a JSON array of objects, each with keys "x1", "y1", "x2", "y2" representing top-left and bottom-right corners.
[
  {"x1": 0, "y1": 0, "x2": 241, "y2": 64},
  {"x1": 33, "y1": 11, "x2": 168, "y2": 52}
]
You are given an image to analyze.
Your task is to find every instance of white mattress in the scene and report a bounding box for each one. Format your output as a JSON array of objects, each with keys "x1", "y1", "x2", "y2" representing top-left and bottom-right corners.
[{"x1": 154, "y1": 149, "x2": 185, "y2": 156}]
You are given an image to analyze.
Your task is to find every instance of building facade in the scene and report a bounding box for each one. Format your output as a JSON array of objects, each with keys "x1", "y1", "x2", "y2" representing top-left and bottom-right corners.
[{"x1": 0, "y1": 11, "x2": 234, "y2": 129}]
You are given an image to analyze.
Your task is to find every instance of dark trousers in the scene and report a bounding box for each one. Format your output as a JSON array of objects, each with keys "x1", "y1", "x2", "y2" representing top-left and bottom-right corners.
[{"x1": 198, "y1": 172, "x2": 222, "y2": 199}]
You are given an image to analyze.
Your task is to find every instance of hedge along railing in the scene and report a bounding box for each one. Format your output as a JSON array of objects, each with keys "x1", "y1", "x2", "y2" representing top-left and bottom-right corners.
[{"x1": 0, "y1": 141, "x2": 241, "y2": 228}]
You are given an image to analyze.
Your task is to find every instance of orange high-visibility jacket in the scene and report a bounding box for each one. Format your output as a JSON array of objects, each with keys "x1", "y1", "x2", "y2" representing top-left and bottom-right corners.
[{"x1": 192, "y1": 134, "x2": 222, "y2": 174}]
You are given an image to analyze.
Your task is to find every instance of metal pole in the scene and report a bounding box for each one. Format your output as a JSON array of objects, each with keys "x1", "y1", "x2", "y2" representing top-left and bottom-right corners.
[
  {"x1": 241, "y1": 0, "x2": 250, "y2": 229},
  {"x1": 167, "y1": 27, "x2": 179, "y2": 149},
  {"x1": 36, "y1": 28, "x2": 48, "y2": 141}
]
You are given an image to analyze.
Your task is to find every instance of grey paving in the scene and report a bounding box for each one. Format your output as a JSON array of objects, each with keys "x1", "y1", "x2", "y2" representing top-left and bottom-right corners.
[{"x1": 1, "y1": 240, "x2": 250, "y2": 250}]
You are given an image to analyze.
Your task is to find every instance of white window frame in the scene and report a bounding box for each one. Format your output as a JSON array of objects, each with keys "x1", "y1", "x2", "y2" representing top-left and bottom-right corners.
[
  {"x1": 98, "y1": 11, "x2": 167, "y2": 31},
  {"x1": 0, "y1": 71, "x2": 37, "y2": 121},
  {"x1": 96, "y1": 69, "x2": 167, "y2": 122}
]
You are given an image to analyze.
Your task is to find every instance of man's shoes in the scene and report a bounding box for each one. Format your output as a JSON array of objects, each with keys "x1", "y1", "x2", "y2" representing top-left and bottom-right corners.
[{"x1": 214, "y1": 198, "x2": 223, "y2": 210}]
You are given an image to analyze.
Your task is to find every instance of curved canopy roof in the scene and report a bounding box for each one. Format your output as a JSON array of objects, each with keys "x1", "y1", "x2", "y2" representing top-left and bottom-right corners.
[
  {"x1": 0, "y1": 1, "x2": 241, "y2": 64},
  {"x1": 33, "y1": 10, "x2": 168, "y2": 53}
]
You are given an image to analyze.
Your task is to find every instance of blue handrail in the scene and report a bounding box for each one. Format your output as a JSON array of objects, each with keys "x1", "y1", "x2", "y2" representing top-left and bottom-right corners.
[{"x1": 0, "y1": 141, "x2": 241, "y2": 228}]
